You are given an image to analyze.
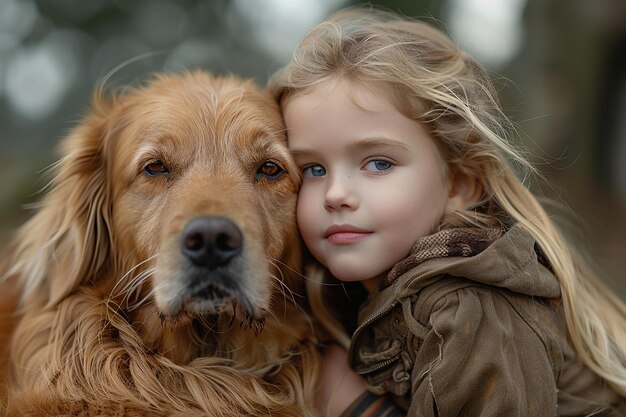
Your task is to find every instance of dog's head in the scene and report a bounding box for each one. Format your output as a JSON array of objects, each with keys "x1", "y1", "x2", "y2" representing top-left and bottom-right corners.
[{"x1": 7, "y1": 72, "x2": 301, "y2": 327}]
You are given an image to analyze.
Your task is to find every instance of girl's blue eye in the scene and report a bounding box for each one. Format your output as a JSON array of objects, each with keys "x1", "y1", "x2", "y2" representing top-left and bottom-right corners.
[
  {"x1": 302, "y1": 164, "x2": 326, "y2": 177},
  {"x1": 364, "y1": 160, "x2": 393, "y2": 172}
]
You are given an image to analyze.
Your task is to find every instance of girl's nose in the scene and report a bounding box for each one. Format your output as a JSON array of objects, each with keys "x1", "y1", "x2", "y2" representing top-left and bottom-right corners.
[{"x1": 324, "y1": 175, "x2": 358, "y2": 211}]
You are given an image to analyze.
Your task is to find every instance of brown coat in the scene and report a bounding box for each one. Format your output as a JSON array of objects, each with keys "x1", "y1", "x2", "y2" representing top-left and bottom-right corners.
[{"x1": 347, "y1": 224, "x2": 626, "y2": 416}]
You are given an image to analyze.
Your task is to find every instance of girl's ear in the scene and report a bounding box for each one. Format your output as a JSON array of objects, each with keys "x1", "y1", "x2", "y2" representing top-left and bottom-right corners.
[{"x1": 447, "y1": 172, "x2": 483, "y2": 211}]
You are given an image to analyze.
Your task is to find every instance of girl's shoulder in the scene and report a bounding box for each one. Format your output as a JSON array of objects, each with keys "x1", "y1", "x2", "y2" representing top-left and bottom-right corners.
[
  {"x1": 351, "y1": 276, "x2": 625, "y2": 416},
  {"x1": 349, "y1": 275, "x2": 564, "y2": 412}
]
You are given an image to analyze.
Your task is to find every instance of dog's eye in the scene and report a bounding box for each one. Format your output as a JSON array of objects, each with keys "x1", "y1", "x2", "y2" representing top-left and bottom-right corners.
[
  {"x1": 256, "y1": 161, "x2": 284, "y2": 180},
  {"x1": 144, "y1": 161, "x2": 169, "y2": 177}
]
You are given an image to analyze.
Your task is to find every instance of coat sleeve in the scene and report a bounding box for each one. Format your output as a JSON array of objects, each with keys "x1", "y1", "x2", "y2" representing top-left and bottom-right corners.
[{"x1": 407, "y1": 286, "x2": 557, "y2": 417}]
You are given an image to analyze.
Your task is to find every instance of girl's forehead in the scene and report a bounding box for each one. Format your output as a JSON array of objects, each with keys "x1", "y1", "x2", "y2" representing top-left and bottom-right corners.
[{"x1": 287, "y1": 77, "x2": 400, "y2": 114}]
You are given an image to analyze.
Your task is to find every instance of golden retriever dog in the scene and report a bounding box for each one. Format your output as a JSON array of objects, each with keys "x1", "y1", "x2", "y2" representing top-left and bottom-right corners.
[{"x1": 0, "y1": 71, "x2": 320, "y2": 416}]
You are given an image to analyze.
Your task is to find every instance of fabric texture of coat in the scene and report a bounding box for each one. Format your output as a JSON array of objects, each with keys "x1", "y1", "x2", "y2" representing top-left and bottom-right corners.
[{"x1": 342, "y1": 224, "x2": 626, "y2": 417}]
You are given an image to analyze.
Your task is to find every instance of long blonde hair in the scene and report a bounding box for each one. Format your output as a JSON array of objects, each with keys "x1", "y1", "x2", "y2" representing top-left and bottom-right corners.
[{"x1": 269, "y1": 7, "x2": 626, "y2": 395}]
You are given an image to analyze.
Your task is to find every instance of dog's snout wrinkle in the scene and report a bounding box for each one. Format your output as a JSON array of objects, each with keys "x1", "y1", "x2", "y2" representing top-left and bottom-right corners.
[{"x1": 181, "y1": 216, "x2": 243, "y2": 269}]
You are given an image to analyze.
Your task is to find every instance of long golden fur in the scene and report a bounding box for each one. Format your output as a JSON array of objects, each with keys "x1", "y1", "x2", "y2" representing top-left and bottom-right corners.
[{"x1": 0, "y1": 71, "x2": 320, "y2": 416}]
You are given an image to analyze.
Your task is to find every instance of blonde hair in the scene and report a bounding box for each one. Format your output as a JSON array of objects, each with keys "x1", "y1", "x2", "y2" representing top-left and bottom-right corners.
[{"x1": 269, "y1": 7, "x2": 626, "y2": 394}]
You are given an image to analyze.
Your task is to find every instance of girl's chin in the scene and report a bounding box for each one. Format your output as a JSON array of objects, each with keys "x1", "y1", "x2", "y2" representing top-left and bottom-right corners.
[{"x1": 328, "y1": 268, "x2": 385, "y2": 293}]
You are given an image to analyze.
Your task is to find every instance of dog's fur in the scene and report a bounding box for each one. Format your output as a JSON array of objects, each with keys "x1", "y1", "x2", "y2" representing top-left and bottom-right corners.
[{"x1": 0, "y1": 72, "x2": 319, "y2": 416}]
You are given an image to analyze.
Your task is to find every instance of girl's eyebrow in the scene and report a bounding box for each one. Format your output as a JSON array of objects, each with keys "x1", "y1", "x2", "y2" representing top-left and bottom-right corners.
[
  {"x1": 347, "y1": 137, "x2": 410, "y2": 153},
  {"x1": 290, "y1": 137, "x2": 410, "y2": 158}
]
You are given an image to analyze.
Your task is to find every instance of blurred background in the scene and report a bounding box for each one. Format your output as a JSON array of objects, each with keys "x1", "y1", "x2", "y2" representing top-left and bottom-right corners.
[{"x1": 0, "y1": 0, "x2": 624, "y2": 298}]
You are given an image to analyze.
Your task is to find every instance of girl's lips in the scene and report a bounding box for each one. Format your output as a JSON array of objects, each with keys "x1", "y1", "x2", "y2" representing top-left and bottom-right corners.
[
  {"x1": 324, "y1": 224, "x2": 372, "y2": 244},
  {"x1": 326, "y1": 231, "x2": 371, "y2": 244}
]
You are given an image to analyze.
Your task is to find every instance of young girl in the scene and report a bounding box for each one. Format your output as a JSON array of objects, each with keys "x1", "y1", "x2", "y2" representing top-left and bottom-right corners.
[{"x1": 269, "y1": 7, "x2": 626, "y2": 417}]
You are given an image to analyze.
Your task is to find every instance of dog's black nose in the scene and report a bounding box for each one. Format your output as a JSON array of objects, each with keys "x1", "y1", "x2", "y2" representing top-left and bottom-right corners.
[{"x1": 181, "y1": 216, "x2": 243, "y2": 268}]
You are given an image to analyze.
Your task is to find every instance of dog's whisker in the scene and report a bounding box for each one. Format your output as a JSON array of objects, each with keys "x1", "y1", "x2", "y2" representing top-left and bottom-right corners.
[
  {"x1": 118, "y1": 268, "x2": 157, "y2": 308},
  {"x1": 101, "y1": 266, "x2": 155, "y2": 319},
  {"x1": 266, "y1": 265, "x2": 291, "y2": 309},
  {"x1": 271, "y1": 258, "x2": 350, "y2": 287},
  {"x1": 264, "y1": 265, "x2": 329, "y2": 341},
  {"x1": 263, "y1": 308, "x2": 281, "y2": 326},
  {"x1": 268, "y1": 259, "x2": 303, "y2": 302},
  {"x1": 266, "y1": 262, "x2": 317, "y2": 337},
  {"x1": 122, "y1": 267, "x2": 155, "y2": 298},
  {"x1": 111, "y1": 255, "x2": 158, "y2": 297},
  {"x1": 267, "y1": 263, "x2": 288, "y2": 298},
  {"x1": 124, "y1": 278, "x2": 156, "y2": 309},
  {"x1": 270, "y1": 259, "x2": 310, "y2": 284},
  {"x1": 127, "y1": 287, "x2": 158, "y2": 312}
]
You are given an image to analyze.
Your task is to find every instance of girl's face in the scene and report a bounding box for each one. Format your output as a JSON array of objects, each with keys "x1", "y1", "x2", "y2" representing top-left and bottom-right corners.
[{"x1": 284, "y1": 80, "x2": 452, "y2": 291}]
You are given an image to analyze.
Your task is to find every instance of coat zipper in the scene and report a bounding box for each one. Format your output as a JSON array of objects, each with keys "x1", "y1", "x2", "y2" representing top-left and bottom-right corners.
[
  {"x1": 355, "y1": 354, "x2": 400, "y2": 375},
  {"x1": 352, "y1": 300, "x2": 398, "y2": 338},
  {"x1": 350, "y1": 300, "x2": 401, "y2": 376}
]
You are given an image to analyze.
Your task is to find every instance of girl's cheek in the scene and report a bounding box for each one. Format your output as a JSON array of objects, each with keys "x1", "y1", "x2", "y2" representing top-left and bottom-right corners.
[{"x1": 296, "y1": 192, "x2": 315, "y2": 231}]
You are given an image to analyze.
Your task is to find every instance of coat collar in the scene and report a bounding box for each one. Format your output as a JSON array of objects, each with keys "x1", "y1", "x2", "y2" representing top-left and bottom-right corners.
[{"x1": 354, "y1": 224, "x2": 561, "y2": 338}]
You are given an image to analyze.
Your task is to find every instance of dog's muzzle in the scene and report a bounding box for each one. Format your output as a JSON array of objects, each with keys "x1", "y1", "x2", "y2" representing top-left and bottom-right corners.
[{"x1": 173, "y1": 215, "x2": 260, "y2": 319}]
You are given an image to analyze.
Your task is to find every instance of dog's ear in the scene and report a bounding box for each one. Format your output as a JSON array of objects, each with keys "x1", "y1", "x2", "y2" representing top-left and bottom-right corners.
[{"x1": 3, "y1": 90, "x2": 118, "y2": 307}]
